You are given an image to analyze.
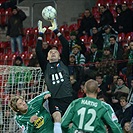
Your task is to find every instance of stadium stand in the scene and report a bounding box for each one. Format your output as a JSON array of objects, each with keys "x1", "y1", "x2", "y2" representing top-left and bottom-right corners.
[{"x1": 0, "y1": 0, "x2": 133, "y2": 132}]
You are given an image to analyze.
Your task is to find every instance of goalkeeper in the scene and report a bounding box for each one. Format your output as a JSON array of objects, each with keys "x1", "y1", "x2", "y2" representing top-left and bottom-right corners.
[
  {"x1": 36, "y1": 19, "x2": 73, "y2": 133},
  {"x1": 9, "y1": 91, "x2": 54, "y2": 133}
]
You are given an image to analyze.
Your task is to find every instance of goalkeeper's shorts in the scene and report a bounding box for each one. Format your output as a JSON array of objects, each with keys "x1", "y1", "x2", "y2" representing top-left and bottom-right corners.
[{"x1": 48, "y1": 96, "x2": 73, "y2": 116}]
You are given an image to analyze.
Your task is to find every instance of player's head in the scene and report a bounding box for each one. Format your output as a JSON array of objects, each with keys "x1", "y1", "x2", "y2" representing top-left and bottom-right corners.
[
  {"x1": 84, "y1": 79, "x2": 98, "y2": 96},
  {"x1": 12, "y1": 6, "x2": 18, "y2": 15},
  {"x1": 47, "y1": 47, "x2": 60, "y2": 63},
  {"x1": 9, "y1": 96, "x2": 28, "y2": 114}
]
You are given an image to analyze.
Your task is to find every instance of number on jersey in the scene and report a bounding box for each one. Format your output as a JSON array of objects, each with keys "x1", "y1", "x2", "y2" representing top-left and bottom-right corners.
[{"x1": 77, "y1": 108, "x2": 96, "y2": 131}]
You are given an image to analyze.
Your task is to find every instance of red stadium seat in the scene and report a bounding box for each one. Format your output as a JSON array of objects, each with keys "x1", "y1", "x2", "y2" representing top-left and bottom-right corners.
[
  {"x1": 113, "y1": 0, "x2": 122, "y2": 6},
  {"x1": 22, "y1": 37, "x2": 33, "y2": 53},
  {"x1": 129, "y1": 0, "x2": 133, "y2": 3},
  {"x1": 65, "y1": 35, "x2": 70, "y2": 41},
  {"x1": 5, "y1": 53, "x2": 19, "y2": 65},
  {"x1": 77, "y1": 18, "x2": 82, "y2": 27},
  {"x1": 128, "y1": 3, "x2": 133, "y2": 9},
  {"x1": 0, "y1": 41, "x2": 10, "y2": 53},
  {"x1": 4, "y1": 54, "x2": 10, "y2": 65},
  {"x1": 0, "y1": 8, "x2": 6, "y2": 26},
  {"x1": 0, "y1": 53, "x2": 5, "y2": 65},
  {"x1": 25, "y1": 28, "x2": 34, "y2": 41},
  {"x1": 68, "y1": 23, "x2": 79, "y2": 32},
  {"x1": 121, "y1": 0, "x2": 130, "y2": 4},
  {"x1": 96, "y1": 0, "x2": 113, "y2": 7},
  {"x1": 105, "y1": 0, "x2": 113, "y2": 7},
  {"x1": 125, "y1": 32, "x2": 133, "y2": 42},
  {"x1": 109, "y1": 5, "x2": 116, "y2": 11},
  {"x1": 45, "y1": 28, "x2": 56, "y2": 40},
  {"x1": 5, "y1": 8, "x2": 12, "y2": 24},
  {"x1": 110, "y1": 8, "x2": 117, "y2": 17},
  {"x1": 93, "y1": 11, "x2": 100, "y2": 18},
  {"x1": 96, "y1": 0, "x2": 105, "y2": 6},
  {"x1": 53, "y1": 37, "x2": 60, "y2": 45},
  {"x1": 22, "y1": 52, "x2": 32, "y2": 65},
  {"x1": 109, "y1": 9, "x2": 118, "y2": 22},
  {"x1": 118, "y1": 33, "x2": 126, "y2": 42},
  {"x1": 92, "y1": 6, "x2": 99, "y2": 15},
  {"x1": 88, "y1": 36, "x2": 93, "y2": 44},
  {"x1": 80, "y1": 35, "x2": 89, "y2": 44},
  {"x1": 94, "y1": 12, "x2": 100, "y2": 23},
  {"x1": 27, "y1": 39, "x2": 36, "y2": 51},
  {"x1": 45, "y1": 36, "x2": 52, "y2": 44},
  {"x1": 33, "y1": 27, "x2": 38, "y2": 40},
  {"x1": 58, "y1": 45, "x2": 62, "y2": 54},
  {"x1": 60, "y1": 24, "x2": 70, "y2": 37},
  {"x1": 0, "y1": 0, "x2": 7, "y2": 5}
]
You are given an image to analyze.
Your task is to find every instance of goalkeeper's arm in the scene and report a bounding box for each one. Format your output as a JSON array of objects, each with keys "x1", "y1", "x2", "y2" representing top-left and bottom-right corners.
[
  {"x1": 48, "y1": 19, "x2": 70, "y2": 65},
  {"x1": 36, "y1": 20, "x2": 47, "y2": 72}
]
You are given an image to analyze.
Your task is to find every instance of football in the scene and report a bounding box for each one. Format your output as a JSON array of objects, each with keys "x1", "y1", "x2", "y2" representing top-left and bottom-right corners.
[{"x1": 42, "y1": 6, "x2": 57, "y2": 21}]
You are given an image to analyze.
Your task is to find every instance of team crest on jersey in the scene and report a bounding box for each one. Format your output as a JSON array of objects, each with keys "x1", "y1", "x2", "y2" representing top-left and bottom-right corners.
[{"x1": 34, "y1": 117, "x2": 44, "y2": 128}]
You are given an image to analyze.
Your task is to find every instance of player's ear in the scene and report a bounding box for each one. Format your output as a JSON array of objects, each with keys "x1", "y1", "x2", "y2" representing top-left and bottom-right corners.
[
  {"x1": 47, "y1": 56, "x2": 49, "y2": 61},
  {"x1": 84, "y1": 87, "x2": 86, "y2": 93},
  {"x1": 97, "y1": 88, "x2": 100, "y2": 93},
  {"x1": 47, "y1": 52, "x2": 50, "y2": 60}
]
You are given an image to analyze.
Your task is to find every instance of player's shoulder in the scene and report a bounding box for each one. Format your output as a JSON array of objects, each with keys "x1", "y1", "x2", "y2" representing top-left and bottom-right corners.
[
  {"x1": 15, "y1": 113, "x2": 23, "y2": 121},
  {"x1": 72, "y1": 98, "x2": 82, "y2": 104},
  {"x1": 69, "y1": 98, "x2": 83, "y2": 106},
  {"x1": 100, "y1": 101, "x2": 113, "y2": 110}
]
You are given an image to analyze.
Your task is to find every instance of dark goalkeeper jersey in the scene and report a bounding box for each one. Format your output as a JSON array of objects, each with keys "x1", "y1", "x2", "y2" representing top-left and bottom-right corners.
[
  {"x1": 61, "y1": 97, "x2": 122, "y2": 133},
  {"x1": 36, "y1": 34, "x2": 73, "y2": 98}
]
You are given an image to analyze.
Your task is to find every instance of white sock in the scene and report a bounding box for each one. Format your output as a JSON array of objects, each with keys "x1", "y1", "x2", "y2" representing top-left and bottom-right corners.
[{"x1": 54, "y1": 122, "x2": 62, "y2": 133}]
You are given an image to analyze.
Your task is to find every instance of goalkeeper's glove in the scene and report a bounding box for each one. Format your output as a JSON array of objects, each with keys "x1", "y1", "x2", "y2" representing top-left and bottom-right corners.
[
  {"x1": 38, "y1": 20, "x2": 46, "y2": 34},
  {"x1": 48, "y1": 18, "x2": 58, "y2": 31}
]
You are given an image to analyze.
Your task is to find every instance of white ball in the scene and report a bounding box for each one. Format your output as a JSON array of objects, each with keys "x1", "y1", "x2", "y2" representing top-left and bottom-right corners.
[{"x1": 42, "y1": 6, "x2": 57, "y2": 21}]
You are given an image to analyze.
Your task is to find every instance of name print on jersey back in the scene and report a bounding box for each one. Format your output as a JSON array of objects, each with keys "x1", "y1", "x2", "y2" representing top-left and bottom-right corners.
[{"x1": 81, "y1": 99, "x2": 98, "y2": 107}]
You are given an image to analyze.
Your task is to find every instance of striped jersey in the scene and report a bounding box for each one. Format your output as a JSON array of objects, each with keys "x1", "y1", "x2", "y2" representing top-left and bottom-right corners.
[
  {"x1": 61, "y1": 97, "x2": 122, "y2": 133},
  {"x1": 15, "y1": 92, "x2": 53, "y2": 133}
]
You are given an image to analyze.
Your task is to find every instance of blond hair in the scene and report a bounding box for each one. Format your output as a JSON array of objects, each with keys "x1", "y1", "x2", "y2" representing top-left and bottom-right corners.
[
  {"x1": 85, "y1": 79, "x2": 98, "y2": 94},
  {"x1": 9, "y1": 96, "x2": 23, "y2": 112}
]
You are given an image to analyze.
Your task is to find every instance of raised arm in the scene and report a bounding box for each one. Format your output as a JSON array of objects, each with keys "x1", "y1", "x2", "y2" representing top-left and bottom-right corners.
[
  {"x1": 48, "y1": 19, "x2": 70, "y2": 65},
  {"x1": 36, "y1": 20, "x2": 47, "y2": 72},
  {"x1": 28, "y1": 91, "x2": 51, "y2": 109}
]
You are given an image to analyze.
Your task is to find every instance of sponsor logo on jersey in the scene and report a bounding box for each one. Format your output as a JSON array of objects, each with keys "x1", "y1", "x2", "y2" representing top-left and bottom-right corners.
[
  {"x1": 111, "y1": 113, "x2": 118, "y2": 121},
  {"x1": 21, "y1": 125, "x2": 25, "y2": 132},
  {"x1": 51, "y1": 72, "x2": 64, "y2": 84},
  {"x1": 34, "y1": 117, "x2": 44, "y2": 128}
]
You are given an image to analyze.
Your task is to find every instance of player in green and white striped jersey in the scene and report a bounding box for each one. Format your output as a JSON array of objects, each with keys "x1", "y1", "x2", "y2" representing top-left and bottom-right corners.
[
  {"x1": 61, "y1": 79, "x2": 123, "y2": 133},
  {"x1": 9, "y1": 91, "x2": 54, "y2": 133}
]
